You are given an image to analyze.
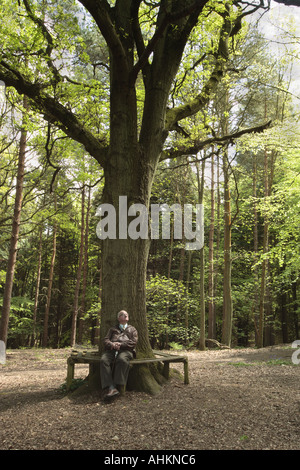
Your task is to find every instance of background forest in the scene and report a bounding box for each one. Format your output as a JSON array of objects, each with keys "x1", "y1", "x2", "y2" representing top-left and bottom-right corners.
[{"x1": 0, "y1": 2, "x2": 299, "y2": 351}]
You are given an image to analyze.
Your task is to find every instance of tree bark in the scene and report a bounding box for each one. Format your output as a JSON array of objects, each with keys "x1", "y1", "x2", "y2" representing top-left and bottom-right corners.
[
  {"x1": 97, "y1": 72, "x2": 162, "y2": 393},
  {"x1": 0, "y1": 96, "x2": 28, "y2": 345}
]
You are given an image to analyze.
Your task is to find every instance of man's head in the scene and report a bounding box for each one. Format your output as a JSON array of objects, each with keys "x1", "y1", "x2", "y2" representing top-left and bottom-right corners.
[{"x1": 118, "y1": 310, "x2": 129, "y2": 325}]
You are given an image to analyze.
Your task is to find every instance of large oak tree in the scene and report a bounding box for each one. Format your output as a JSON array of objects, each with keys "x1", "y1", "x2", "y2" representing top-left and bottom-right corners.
[{"x1": 0, "y1": 0, "x2": 282, "y2": 392}]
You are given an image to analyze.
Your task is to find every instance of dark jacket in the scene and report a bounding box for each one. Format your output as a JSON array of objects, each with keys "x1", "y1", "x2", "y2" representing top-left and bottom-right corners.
[{"x1": 104, "y1": 324, "x2": 138, "y2": 357}]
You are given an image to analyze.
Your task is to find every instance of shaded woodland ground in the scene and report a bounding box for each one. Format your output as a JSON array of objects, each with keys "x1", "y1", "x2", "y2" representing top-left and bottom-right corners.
[{"x1": 0, "y1": 345, "x2": 299, "y2": 451}]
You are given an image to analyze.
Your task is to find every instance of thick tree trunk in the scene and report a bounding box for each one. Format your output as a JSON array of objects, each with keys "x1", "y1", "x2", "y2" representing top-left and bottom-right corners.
[
  {"x1": 100, "y1": 159, "x2": 155, "y2": 349},
  {"x1": 91, "y1": 69, "x2": 165, "y2": 393},
  {"x1": 88, "y1": 14, "x2": 173, "y2": 391},
  {"x1": 99, "y1": 190, "x2": 164, "y2": 394}
]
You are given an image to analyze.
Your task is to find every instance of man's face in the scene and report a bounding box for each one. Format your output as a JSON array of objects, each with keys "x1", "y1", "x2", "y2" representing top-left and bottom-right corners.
[{"x1": 119, "y1": 312, "x2": 129, "y2": 325}]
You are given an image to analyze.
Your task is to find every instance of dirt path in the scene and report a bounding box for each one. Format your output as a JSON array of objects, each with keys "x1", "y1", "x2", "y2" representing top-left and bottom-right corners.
[{"x1": 0, "y1": 345, "x2": 299, "y2": 451}]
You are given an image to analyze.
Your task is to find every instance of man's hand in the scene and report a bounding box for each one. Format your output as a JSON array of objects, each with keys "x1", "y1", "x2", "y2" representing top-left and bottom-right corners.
[{"x1": 112, "y1": 342, "x2": 121, "y2": 350}]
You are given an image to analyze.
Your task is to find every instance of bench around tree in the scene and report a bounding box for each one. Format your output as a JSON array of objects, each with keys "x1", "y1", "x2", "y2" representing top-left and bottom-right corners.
[{"x1": 66, "y1": 349, "x2": 189, "y2": 393}]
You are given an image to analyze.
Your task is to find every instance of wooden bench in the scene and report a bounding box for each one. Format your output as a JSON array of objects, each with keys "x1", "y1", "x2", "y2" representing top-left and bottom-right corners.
[{"x1": 66, "y1": 349, "x2": 189, "y2": 392}]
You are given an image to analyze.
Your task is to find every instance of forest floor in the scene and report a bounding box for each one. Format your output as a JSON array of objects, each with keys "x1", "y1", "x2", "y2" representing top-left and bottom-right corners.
[{"x1": 0, "y1": 344, "x2": 299, "y2": 452}]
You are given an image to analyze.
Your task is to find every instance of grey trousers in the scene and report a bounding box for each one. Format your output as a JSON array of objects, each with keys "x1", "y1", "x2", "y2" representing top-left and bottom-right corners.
[{"x1": 100, "y1": 349, "x2": 133, "y2": 389}]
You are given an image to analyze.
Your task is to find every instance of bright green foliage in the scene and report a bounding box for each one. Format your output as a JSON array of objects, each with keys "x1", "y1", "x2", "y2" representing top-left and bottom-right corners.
[
  {"x1": 146, "y1": 275, "x2": 200, "y2": 349},
  {"x1": 0, "y1": 297, "x2": 34, "y2": 347}
]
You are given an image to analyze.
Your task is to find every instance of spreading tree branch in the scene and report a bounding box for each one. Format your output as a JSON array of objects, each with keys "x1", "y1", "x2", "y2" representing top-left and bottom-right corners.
[
  {"x1": 270, "y1": 0, "x2": 300, "y2": 5},
  {"x1": 161, "y1": 120, "x2": 272, "y2": 160},
  {"x1": 0, "y1": 64, "x2": 108, "y2": 166}
]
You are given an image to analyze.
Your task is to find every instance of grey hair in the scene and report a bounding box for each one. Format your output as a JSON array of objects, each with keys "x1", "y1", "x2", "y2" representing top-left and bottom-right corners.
[{"x1": 117, "y1": 310, "x2": 128, "y2": 319}]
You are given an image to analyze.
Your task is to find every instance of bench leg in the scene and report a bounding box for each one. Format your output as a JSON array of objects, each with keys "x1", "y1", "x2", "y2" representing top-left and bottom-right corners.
[
  {"x1": 162, "y1": 362, "x2": 170, "y2": 380},
  {"x1": 183, "y1": 360, "x2": 189, "y2": 384},
  {"x1": 118, "y1": 384, "x2": 126, "y2": 395},
  {"x1": 88, "y1": 363, "x2": 94, "y2": 389},
  {"x1": 66, "y1": 358, "x2": 75, "y2": 391}
]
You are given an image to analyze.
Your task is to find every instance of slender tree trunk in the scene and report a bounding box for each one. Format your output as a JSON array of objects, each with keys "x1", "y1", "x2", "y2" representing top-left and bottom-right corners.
[
  {"x1": 292, "y1": 279, "x2": 299, "y2": 339},
  {"x1": 184, "y1": 250, "x2": 192, "y2": 346},
  {"x1": 177, "y1": 245, "x2": 185, "y2": 326},
  {"x1": 208, "y1": 151, "x2": 216, "y2": 341},
  {"x1": 220, "y1": 86, "x2": 233, "y2": 347},
  {"x1": 78, "y1": 185, "x2": 91, "y2": 343},
  {"x1": 0, "y1": 96, "x2": 28, "y2": 345},
  {"x1": 214, "y1": 152, "x2": 221, "y2": 339},
  {"x1": 176, "y1": 163, "x2": 188, "y2": 325},
  {"x1": 92, "y1": 258, "x2": 101, "y2": 346},
  {"x1": 31, "y1": 225, "x2": 43, "y2": 346},
  {"x1": 257, "y1": 147, "x2": 269, "y2": 348},
  {"x1": 252, "y1": 154, "x2": 259, "y2": 342},
  {"x1": 280, "y1": 289, "x2": 289, "y2": 343},
  {"x1": 165, "y1": 218, "x2": 174, "y2": 348},
  {"x1": 42, "y1": 195, "x2": 57, "y2": 347},
  {"x1": 221, "y1": 146, "x2": 233, "y2": 347},
  {"x1": 197, "y1": 158, "x2": 206, "y2": 350},
  {"x1": 264, "y1": 270, "x2": 274, "y2": 346},
  {"x1": 70, "y1": 188, "x2": 85, "y2": 346}
]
